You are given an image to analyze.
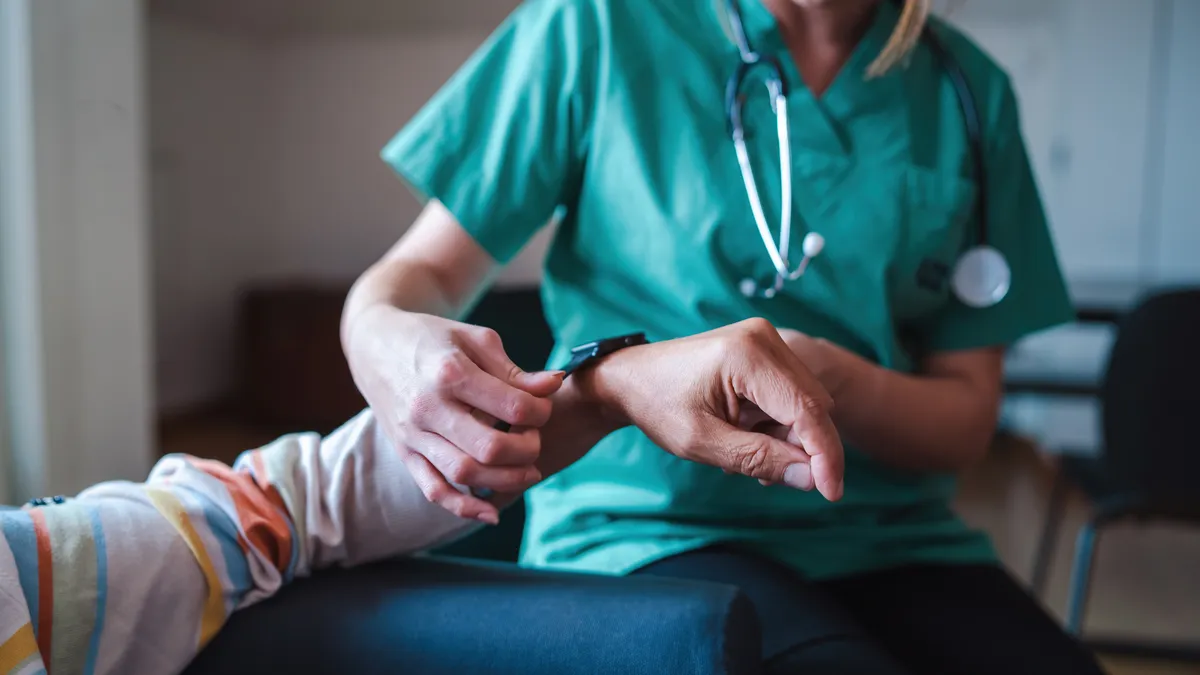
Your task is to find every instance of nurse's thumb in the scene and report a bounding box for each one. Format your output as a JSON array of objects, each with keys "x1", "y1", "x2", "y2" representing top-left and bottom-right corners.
[
  {"x1": 718, "y1": 427, "x2": 814, "y2": 491},
  {"x1": 464, "y1": 328, "x2": 564, "y2": 397},
  {"x1": 510, "y1": 368, "x2": 566, "y2": 397}
]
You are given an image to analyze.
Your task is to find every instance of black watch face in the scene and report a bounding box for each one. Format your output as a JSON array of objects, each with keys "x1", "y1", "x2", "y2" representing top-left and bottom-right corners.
[
  {"x1": 562, "y1": 333, "x2": 647, "y2": 375},
  {"x1": 570, "y1": 341, "x2": 602, "y2": 358}
]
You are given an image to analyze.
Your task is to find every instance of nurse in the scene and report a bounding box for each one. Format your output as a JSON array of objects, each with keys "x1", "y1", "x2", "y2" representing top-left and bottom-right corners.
[{"x1": 343, "y1": 0, "x2": 1104, "y2": 672}]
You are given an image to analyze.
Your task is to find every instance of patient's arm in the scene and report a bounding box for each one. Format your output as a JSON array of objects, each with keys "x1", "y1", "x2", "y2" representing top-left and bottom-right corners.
[{"x1": 0, "y1": 382, "x2": 612, "y2": 675}]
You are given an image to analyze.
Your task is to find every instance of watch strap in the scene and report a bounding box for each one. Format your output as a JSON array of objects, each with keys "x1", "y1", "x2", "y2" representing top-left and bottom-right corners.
[{"x1": 560, "y1": 332, "x2": 649, "y2": 376}]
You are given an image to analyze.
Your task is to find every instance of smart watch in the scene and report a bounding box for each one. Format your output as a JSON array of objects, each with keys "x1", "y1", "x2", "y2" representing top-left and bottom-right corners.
[{"x1": 559, "y1": 332, "x2": 649, "y2": 376}]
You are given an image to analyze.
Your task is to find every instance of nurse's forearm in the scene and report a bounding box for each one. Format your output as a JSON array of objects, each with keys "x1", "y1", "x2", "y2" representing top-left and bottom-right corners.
[
  {"x1": 342, "y1": 202, "x2": 502, "y2": 337},
  {"x1": 344, "y1": 256, "x2": 456, "y2": 324},
  {"x1": 830, "y1": 354, "x2": 1000, "y2": 472}
]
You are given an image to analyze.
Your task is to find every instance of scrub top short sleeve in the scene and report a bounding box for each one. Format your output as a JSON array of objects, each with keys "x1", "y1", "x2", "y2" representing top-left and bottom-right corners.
[
  {"x1": 914, "y1": 82, "x2": 1075, "y2": 352},
  {"x1": 380, "y1": 0, "x2": 599, "y2": 264}
]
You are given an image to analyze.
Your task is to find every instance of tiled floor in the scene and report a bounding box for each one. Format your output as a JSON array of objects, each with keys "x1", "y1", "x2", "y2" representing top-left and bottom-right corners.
[{"x1": 160, "y1": 417, "x2": 1200, "y2": 674}]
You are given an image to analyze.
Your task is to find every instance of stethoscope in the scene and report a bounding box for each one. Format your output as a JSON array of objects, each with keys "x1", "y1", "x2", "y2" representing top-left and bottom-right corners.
[{"x1": 726, "y1": 0, "x2": 1011, "y2": 308}]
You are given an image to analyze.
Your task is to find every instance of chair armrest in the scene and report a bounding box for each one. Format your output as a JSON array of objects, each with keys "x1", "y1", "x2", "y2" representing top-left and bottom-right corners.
[{"x1": 185, "y1": 556, "x2": 761, "y2": 675}]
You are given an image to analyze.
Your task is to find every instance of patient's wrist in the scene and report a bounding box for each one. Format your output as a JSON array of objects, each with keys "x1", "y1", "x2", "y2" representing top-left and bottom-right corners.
[
  {"x1": 829, "y1": 352, "x2": 887, "y2": 428},
  {"x1": 569, "y1": 347, "x2": 644, "y2": 432},
  {"x1": 527, "y1": 367, "x2": 631, "y2": 478}
]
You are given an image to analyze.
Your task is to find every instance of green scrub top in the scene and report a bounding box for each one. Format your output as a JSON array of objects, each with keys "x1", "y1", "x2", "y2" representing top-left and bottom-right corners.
[{"x1": 382, "y1": 0, "x2": 1075, "y2": 580}]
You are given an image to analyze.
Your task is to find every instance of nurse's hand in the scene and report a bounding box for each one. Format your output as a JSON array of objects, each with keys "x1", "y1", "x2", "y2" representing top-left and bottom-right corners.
[
  {"x1": 580, "y1": 318, "x2": 845, "y2": 501},
  {"x1": 345, "y1": 304, "x2": 564, "y2": 522}
]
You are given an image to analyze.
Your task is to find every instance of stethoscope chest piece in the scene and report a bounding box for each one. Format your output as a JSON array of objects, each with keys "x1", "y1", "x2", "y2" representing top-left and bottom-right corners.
[{"x1": 951, "y1": 245, "x2": 1010, "y2": 308}]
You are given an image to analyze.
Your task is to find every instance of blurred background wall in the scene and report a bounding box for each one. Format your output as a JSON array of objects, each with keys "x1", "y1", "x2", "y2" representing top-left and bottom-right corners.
[{"x1": 146, "y1": 5, "x2": 554, "y2": 414}]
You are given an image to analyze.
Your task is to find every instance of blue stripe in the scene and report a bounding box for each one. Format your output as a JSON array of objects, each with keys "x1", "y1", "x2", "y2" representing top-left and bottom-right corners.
[
  {"x1": 179, "y1": 486, "x2": 253, "y2": 600},
  {"x1": 0, "y1": 510, "x2": 40, "y2": 633},
  {"x1": 82, "y1": 507, "x2": 107, "y2": 675}
]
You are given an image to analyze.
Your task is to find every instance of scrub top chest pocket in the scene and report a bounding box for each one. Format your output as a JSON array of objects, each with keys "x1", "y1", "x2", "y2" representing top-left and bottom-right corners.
[{"x1": 889, "y1": 165, "x2": 976, "y2": 322}]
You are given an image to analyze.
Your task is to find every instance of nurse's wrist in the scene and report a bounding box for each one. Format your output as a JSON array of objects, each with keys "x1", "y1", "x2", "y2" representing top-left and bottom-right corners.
[{"x1": 829, "y1": 349, "x2": 886, "y2": 419}]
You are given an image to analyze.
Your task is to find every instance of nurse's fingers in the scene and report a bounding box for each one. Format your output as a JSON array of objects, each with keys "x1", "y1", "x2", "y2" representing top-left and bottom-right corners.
[
  {"x1": 412, "y1": 430, "x2": 542, "y2": 492},
  {"x1": 784, "y1": 423, "x2": 843, "y2": 501},
  {"x1": 772, "y1": 373, "x2": 844, "y2": 502},
  {"x1": 709, "y1": 422, "x2": 815, "y2": 490},
  {"x1": 401, "y1": 449, "x2": 499, "y2": 524},
  {"x1": 772, "y1": 350, "x2": 845, "y2": 502},
  {"x1": 425, "y1": 403, "x2": 542, "y2": 467},
  {"x1": 447, "y1": 358, "x2": 555, "y2": 429},
  {"x1": 457, "y1": 326, "x2": 565, "y2": 398}
]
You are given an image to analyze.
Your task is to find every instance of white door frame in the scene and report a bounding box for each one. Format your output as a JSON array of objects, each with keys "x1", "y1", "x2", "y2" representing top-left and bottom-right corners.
[
  {"x1": 0, "y1": 0, "x2": 154, "y2": 502},
  {"x1": 0, "y1": 0, "x2": 40, "y2": 504}
]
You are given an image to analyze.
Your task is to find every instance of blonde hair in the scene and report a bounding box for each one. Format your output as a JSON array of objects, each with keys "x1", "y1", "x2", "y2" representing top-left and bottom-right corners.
[
  {"x1": 865, "y1": 0, "x2": 932, "y2": 78},
  {"x1": 714, "y1": 0, "x2": 934, "y2": 79}
]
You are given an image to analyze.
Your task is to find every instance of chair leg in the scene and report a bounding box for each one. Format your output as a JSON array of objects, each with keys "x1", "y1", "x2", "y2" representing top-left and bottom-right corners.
[
  {"x1": 1031, "y1": 467, "x2": 1070, "y2": 598},
  {"x1": 1065, "y1": 519, "x2": 1101, "y2": 635}
]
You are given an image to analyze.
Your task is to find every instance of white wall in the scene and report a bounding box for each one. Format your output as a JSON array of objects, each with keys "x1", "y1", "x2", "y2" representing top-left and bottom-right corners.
[
  {"x1": 2, "y1": 0, "x2": 153, "y2": 499},
  {"x1": 1045, "y1": 0, "x2": 1159, "y2": 279},
  {"x1": 1153, "y1": 0, "x2": 1200, "y2": 283}
]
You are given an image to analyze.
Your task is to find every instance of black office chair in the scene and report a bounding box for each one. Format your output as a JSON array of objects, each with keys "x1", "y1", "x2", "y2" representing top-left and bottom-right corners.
[{"x1": 1030, "y1": 287, "x2": 1200, "y2": 663}]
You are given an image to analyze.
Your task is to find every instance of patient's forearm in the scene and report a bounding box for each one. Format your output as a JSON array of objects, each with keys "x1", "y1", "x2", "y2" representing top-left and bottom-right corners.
[{"x1": 1, "y1": 459, "x2": 303, "y2": 675}]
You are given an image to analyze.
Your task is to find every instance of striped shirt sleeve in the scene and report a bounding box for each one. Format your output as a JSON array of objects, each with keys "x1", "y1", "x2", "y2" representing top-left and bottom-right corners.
[{"x1": 0, "y1": 408, "x2": 481, "y2": 675}]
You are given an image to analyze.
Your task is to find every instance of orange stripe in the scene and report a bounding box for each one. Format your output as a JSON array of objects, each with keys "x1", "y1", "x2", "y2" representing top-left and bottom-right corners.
[
  {"x1": 250, "y1": 451, "x2": 267, "y2": 482},
  {"x1": 188, "y1": 457, "x2": 293, "y2": 574},
  {"x1": 28, "y1": 509, "x2": 53, "y2": 667},
  {"x1": 247, "y1": 452, "x2": 292, "y2": 544}
]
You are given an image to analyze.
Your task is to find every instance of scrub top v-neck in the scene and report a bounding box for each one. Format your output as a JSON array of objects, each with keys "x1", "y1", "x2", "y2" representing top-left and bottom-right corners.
[{"x1": 381, "y1": 0, "x2": 1074, "y2": 580}]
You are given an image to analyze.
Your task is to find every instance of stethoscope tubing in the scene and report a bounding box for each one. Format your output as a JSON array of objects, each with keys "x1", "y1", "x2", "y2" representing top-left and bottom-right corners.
[{"x1": 725, "y1": 0, "x2": 803, "y2": 286}]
